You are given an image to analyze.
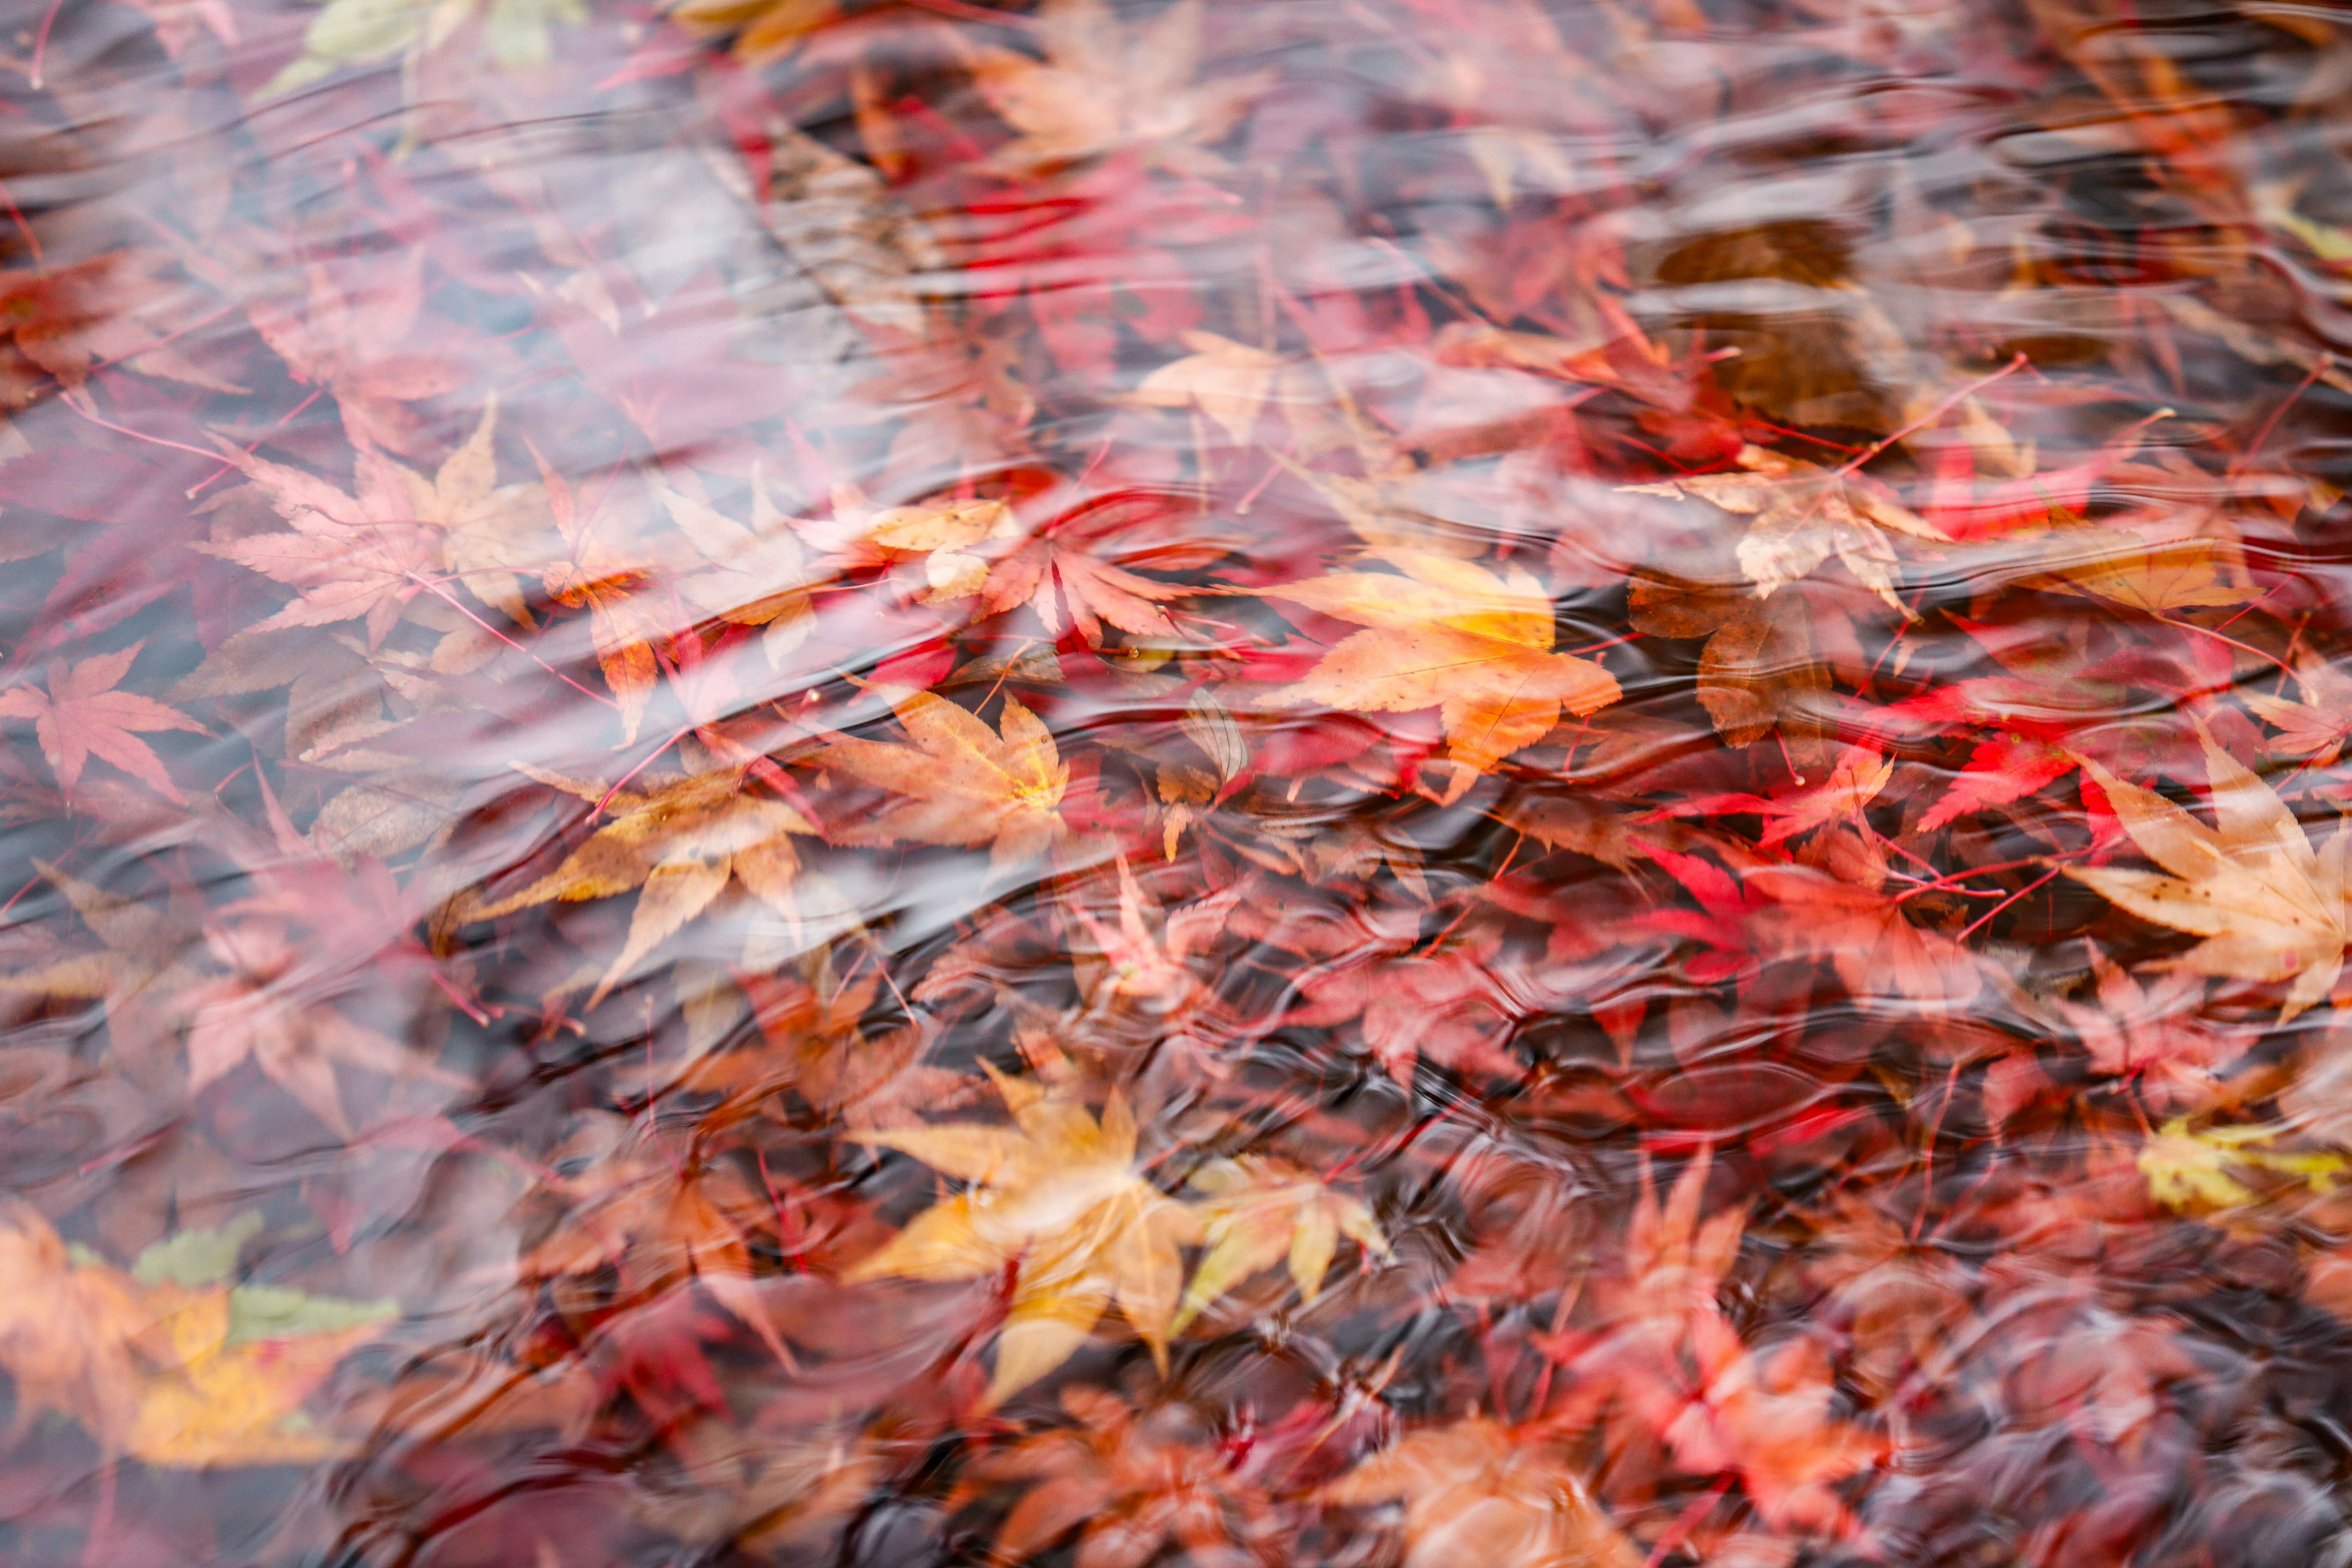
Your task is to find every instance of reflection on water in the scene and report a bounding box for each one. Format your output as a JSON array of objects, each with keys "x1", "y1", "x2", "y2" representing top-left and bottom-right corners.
[{"x1": 4, "y1": 0, "x2": 2352, "y2": 1562}]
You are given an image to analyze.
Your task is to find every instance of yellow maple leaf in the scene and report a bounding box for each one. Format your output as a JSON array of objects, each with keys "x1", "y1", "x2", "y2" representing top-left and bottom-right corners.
[
  {"x1": 846, "y1": 1069, "x2": 1200, "y2": 1402},
  {"x1": 1262, "y1": 550, "x2": 1620, "y2": 774},
  {"x1": 1170, "y1": 1156, "x2": 1385, "y2": 1333},
  {"x1": 124, "y1": 1281, "x2": 382, "y2": 1467},
  {"x1": 2138, "y1": 1117, "x2": 2343, "y2": 1211},
  {"x1": 0, "y1": 1207, "x2": 149, "y2": 1447},
  {"x1": 481, "y1": 764, "x2": 814, "y2": 1005},
  {"x1": 2065, "y1": 731, "x2": 2350, "y2": 1020},
  {"x1": 824, "y1": 691, "x2": 1068, "y2": 867},
  {"x1": 858, "y1": 497, "x2": 1022, "y2": 604},
  {"x1": 0, "y1": 1207, "x2": 394, "y2": 1467}
]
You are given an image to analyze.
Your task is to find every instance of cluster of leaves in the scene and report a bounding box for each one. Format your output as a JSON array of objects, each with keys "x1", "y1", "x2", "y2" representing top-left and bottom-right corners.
[{"x1": 7, "y1": 0, "x2": 2352, "y2": 1565}]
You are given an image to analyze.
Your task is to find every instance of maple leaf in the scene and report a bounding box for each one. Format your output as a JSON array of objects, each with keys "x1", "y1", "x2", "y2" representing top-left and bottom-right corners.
[
  {"x1": 2053, "y1": 960, "x2": 2254, "y2": 1110},
  {"x1": 680, "y1": 953, "x2": 978, "y2": 1131},
  {"x1": 2029, "y1": 522, "x2": 2256, "y2": 614},
  {"x1": 1611, "y1": 1148, "x2": 1749, "y2": 1360},
  {"x1": 539, "y1": 459, "x2": 666, "y2": 742},
  {"x1": 1323, "y1": 1417, "x2": 1641, "y2": 1568},
  {"x1": 123, "y1": 1277, "x2": 394, "y2": 1468},
  {"x1": 1667, "y1": 1333, "x2": 1884, "y2": 1536},
  {"x1": 1169, "y1": 1155, "x2": 1386, "y2": 1332},
  {"x1": 0, "y1": 643, "x2": 205, "y2": 801},
  {"x1": 0, "y1": 251, "x2": 238, "y2": 405},
  {"x1": 1261, "y1": 550, "x2": 1621, "y2": 774},
  {"x1": 846, "y1": 1069, "x2": 1202, "y2": 1401},
  {"x1": 202, "y1": 413, "x2": 526, "y2": 648},
  {"x1": 2245, "y1": 657, "x2": 2352, "y2": 766},
  {"x1": 1916, "y1": 730, "x2": 2077, "y2": 832},
  {"x1": 241, "y1": 255, "x2": 467, "y2": 454},
  {"x1": 1747, "y1": 861, "x2": 1986, "y2": 1009},
  {"x1": 2064, "y1": 732, "x2": 2351, "y2": 1019},
  {"x1": 1626, "y1": 445, "x2": 1948, "y2": 612},
  {"x1": 973, "y1": 497, "x2": 1211, "y2": 646},
  {"x1": 1063, "y1": 854, "x2": 1244, "y2": 1022},
  {"x1": 959, "y1": 1387, "x2": 1276, "y2": 1567},
  {"x1": 0, "y1": 1203, "x2": 149, "y2": 1447},
  {"x1": 858, "y1": 491, "x2": 1208, "y2": 645},
  {"x1": 1290, "y1": 926, "x2": 1528, "y2": 1084},
  {"x1": 655, "y1": 473, "x2": 818, "y2": 666},
  {"x1": 824, "y1": 690, "x2": 1069, "y2": 867},
  {"x1": 181, "y1": 914, "x2": 471, "y2": 1137},
  {"x1": 1554, "y1": 1152, "x2": 1882, "y2": 1534},
  {"x1": 2138, "y1": 1117, "x2": 2342, "y2": 1211},
  {"x1": 972, "y1": 0, "x2": 1267, "y2": 173},
  {"x1": 1675, "y1": 744, "x2": 1891, "y2": 846},
  {"x1": 417, "y1": 396, "x2": 546, "y2": 627},
  {"x1": 1627, "y1": 568, "x2": 1826, "y2": 746},
  {"x1": 520, "y1": 1112, "x2": 796, "y2": 1365},
  {"x1": 479, "y1": 764, "x2": 815, "y2": 1005},
  {"x1": 856, "y1": 496, "x2": 1025, "y2": 603},
  {"x1": 0, "y1": 1207, "x2": 394, "y2": 1466},
  {"x1": 1136, "y1": 331, "x2": 1284, "y2": 446},
  {"x1": 668, "y1": 0, "x2": 839, "y2": 66}
]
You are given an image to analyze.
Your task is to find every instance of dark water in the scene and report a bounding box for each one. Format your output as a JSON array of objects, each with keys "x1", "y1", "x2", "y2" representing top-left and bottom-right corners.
[{"x1": 5, "y1": 0, "x2": 2352, "y2": 1564}]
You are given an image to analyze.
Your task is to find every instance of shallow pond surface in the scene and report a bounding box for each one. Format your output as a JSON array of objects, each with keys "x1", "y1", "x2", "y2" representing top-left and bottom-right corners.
[{"x1": 6, "y1": 0, "x2": 2352, "y2": 1564}]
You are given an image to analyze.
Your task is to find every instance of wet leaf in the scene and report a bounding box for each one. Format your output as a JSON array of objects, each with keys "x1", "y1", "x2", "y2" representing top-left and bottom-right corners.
[
  {"x1": 848, "y1": 1071, "x2": 1200, "y2": 1401},
  {"x1": 1262, "y1": 550, "x2": 1620, "y2": 774},
  {"x1": 2065, "y1": 732, "x2": 2351, "y2": 1019}
]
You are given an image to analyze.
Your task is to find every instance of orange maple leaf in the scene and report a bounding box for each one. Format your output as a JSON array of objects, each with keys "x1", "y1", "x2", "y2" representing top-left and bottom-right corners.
[
  {"x1": 825, "y1": 690, "x2": 1069, "y2": 867},
  {"x1": 957, "y1": 1387, "x2": 1277, "y2": 1566},
  {"x1": 479, "y1": 764, "x2": 815, "y2": 1006},
  {"x1": 1324, "y1": 1417, "x2": 1641, "y2": 1568},
  {"x1": 1262, "y1": 550, "x2": 1620, "y2": 775}
]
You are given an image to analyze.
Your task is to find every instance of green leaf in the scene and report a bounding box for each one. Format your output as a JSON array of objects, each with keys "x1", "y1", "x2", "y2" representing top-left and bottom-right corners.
[
  {"x1": 132, "y1": 1212, "x2": 265, "y2": 1287},
  {"x1": 227, "y1": 1283, "x2": 400, "y2": 1344}
]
